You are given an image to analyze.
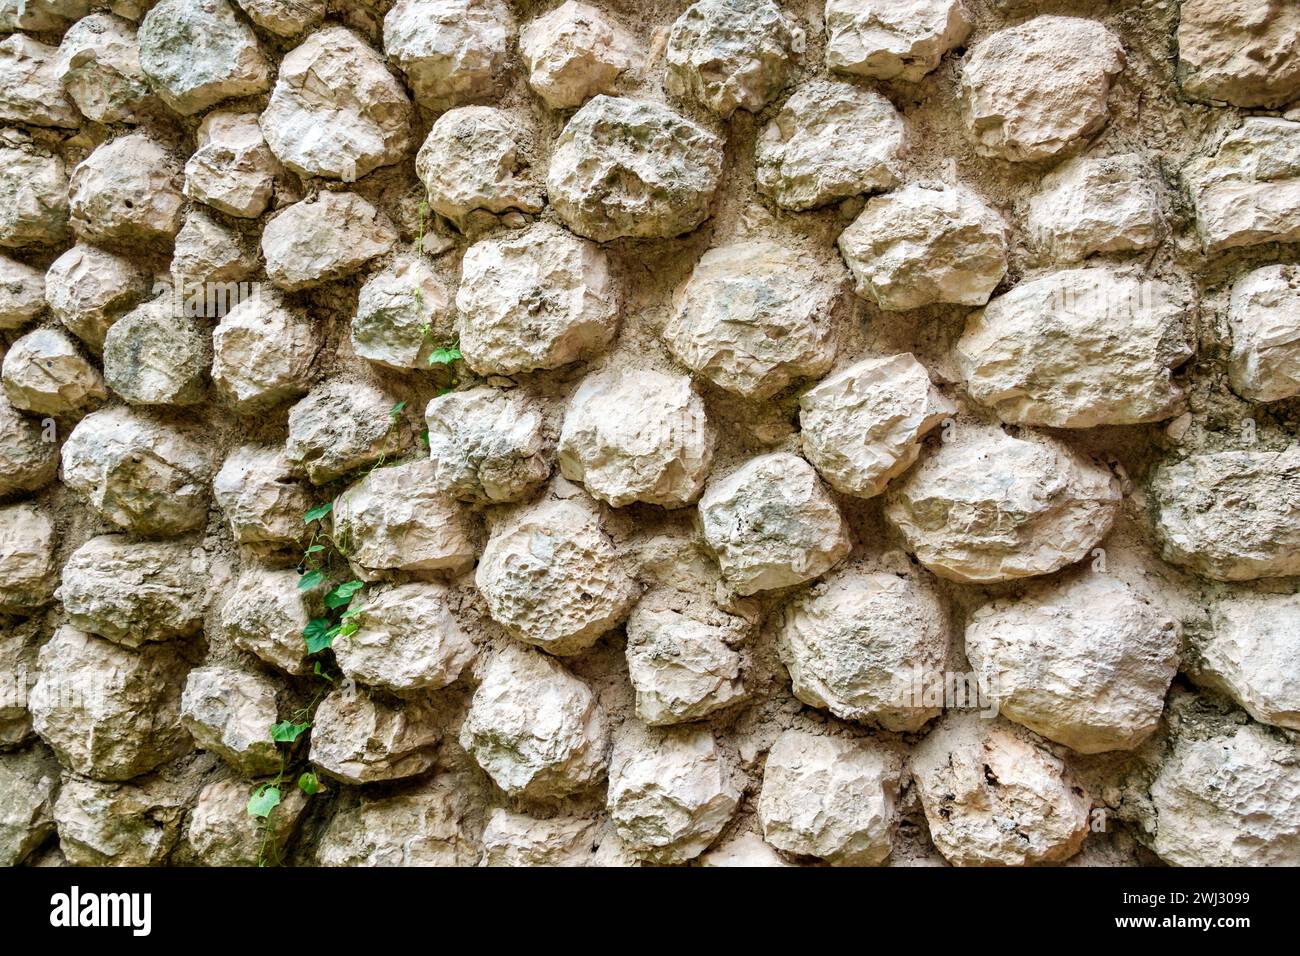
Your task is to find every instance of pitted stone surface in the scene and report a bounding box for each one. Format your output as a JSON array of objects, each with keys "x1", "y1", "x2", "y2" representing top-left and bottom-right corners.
[
  {"x1": 1177, "y1": 0, "x2": 1300, "y2": 109},
  {"x1": 520, "y1": 1, "x2": 636, "y2": 110},
  {"x1": 383, "y1": 0, "x2": 515, "y2": 112},
  {"x1": 1194, "y1": 592, "x2": 1300, "y2": 732},
  {"x1": 180, "y1": 666, "x2": 281, "y2": 776},
  {"x1": 1227, "y1": 264, "x2": 1300, "y2": 404},
  {"x1": 44, "y1": 243, "x2": 148, "y2": 353},
  {"x1": 0, "y1": 503, "x2": 57, "y2": 616},
  {"x1": 826, "y1": 0, "x2": 971, "y2": 83},
  {"x1": 285, "y1": 380, "x2": 404, "y2": 484},
  {"x1": 2, "y1": 327, "x2": 107, "y2": 418},
  {"x1": 213, "y1": 444, "x2": 311, "y2": 558},
  {"x1": 309, "y1": 687, "x2": 440, "y2": 785},
  {"x1": 68, "y1": 133, "x2": 184, "y2": 247},
  {"x1": 1186, "y1": 118, "x2": 1300, "y2": 253},
  {"x1": 1027, "y1": 154, "x2": 1165, "y2": 263},
  {"x1": 352, "y1": 256, "x2": 449, "y2": 371},
  {"x1": 425, "y1": 387, "x2": 551, "y2": 505},
  {"x1": 0, "y1": 256, "x2": 45, "y2": 331},
  {"x1": 212, "y1": 289, "x2": 320, "y2": 414},
  {"x1": 138, "y1": 0, "x2": 270, "y2": 115}
]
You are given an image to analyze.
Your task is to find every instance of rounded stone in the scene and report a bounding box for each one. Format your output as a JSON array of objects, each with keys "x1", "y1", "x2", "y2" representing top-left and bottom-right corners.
[
  {"x1": 285, "y1": 381, "x2": 404, "y2": 484},
  {"x1": 262, "y1": 191, "x2": 398, "y2": 292},
  {"x1": 180, "y1": 666, "x2": 281, "y2": 776},
  {"x1": 825, "y1": 0, "x2": 971, "y2": 82},
  {"x1": 1, "y1": 327, "x2": 107, "y2": 418},
  {"x1": 213, "y1": 444, "x2": 311, "y2": 558},
  {"x1": 519, "y1": 0, "x2": 636, "y2": 110},
  {"x1": 0, "y1": 34, "x2": 79, "y2": 128},
  {"x1": 184, "y1": 111, "x2": 281, "y2": 219},
  {"x1": 55, "y1": 12, "x2": 153, "y2": 124},
  {"x1": 309, "y1": 687, "x2": 440, "y2": 786},
  {"x1": 0, "y1": 745, "x2": 59, "y2": 866},
  {"x1": 1027, "y1": 154, "x2": 1165, "y2": 263},
  {"x1": 54, "y1": 772, "x2": 197, "y2": 866},
  {"x1": 68, "y1": 133, "x2": 185, "y2": 247},
  {"x1": 103, "y1": 298, "x2": 210, "y2": 407},
  {"x1": 425, "y1": 387, "x2": 551, "y2": 505},
  {"x1": 0, "y1": 130, "x2": 68, "y2": 249},
  {"x1": 138, "y1": 0, "x2": 270, "y2": 115},
  {"x1": 1194, "y1": 591, "x2": 1300, "y2": 732},
  {"x1": 1227, "y1": 264, "x2": 1300, "y2": 403},
  {"x1": 235, "y1": 0, "x2": 325, "y2": 36},
  {"x1": 218, "y1": 567, "x2": 315, "y2": 677},
  {"x1": 185, "y1": 778, "x2": 305, "y2": 867},
  {"x1": 1177, "y1": 0, "x2": 1300, "y2": 109},
  {"x1": 212, "y1": 289, "x2": 321, "y2": 413},
  {"x1": 0, "y1": 396, "x2": 58, "y2": 499},
  {"x1": 170, "y1": 209, "x2": 257, "y2": 286},
  {"x1": 383, "y1": 0, "x2": 514, "y2": 112},
  {"x1": 0, "y1": 503, "x2": 57, "y2": 615},
  {"x1": 1187, "y1": 118, "x2": 1300, "y2": 253},
  {"x1": 44, "y1": 243, "x2": 149, "y2": 353},
  {"x1": 352, "y1": 256, "x2": 449, "y2": 371},
  {"x1": 0, "y1": 255, "x2": 45, "y2": 331}
]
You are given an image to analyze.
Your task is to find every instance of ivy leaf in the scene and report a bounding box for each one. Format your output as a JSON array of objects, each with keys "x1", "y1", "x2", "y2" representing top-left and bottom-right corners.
[
  {"x1": 298, "y1": 568, "x2": 325, "y2": 591},
  {"x1": 303, "y1": 617, "x2": 332, "y2": 652},
  {"x1": 389, "y1": 401, "x2": 407, "y2": 420},
  {"x1": 338, "y1": 619, "x2": 360, "y2": 639},
  {"x1": 298, "y1": 772, "x2": 322, "y2": 796},
  {"x1": 313, "y1": 661, "x2": 336, "y2": 683},
  {"x1": 324, "y1": 579, "x2": 365, "y2": 610},
  {"x1": 420, "y1": 428, "x2": 430, "y2": 449},
  {"x1": 304, "y1": 544, "x2": 325, "y2": 554},
  {"x1": 304, "y1": 503, "x2": 332, "y2": 523},
  {"x1": 247, "y1": 785, "x2": 281, "y2": 819},
  {"x1": 271, "y1": 720, "x2": 310, "y2": 743},
  {"x1": 428, "y1": 345, "x2": 461, "y2": 366}
]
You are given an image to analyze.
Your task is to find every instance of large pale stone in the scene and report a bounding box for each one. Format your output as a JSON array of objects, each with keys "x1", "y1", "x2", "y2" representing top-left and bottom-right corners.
[
  {"x1": 425, "y1": 387, "x2": 550, "y2": 504},
  {"x1": 334, "y1": 459, "x2": 476, "y2": 577},
  {"x1": 959, "y1": 16, "x2": 1124, "y2": 162},
  {"x1": 698, "y1": 453, "x2": 850, "y2": 596},
  {"x1": 1177, "y1": 0, "x2": 1300, "y2": 109},
  {"x1": 758, "y1": 729, "x2": 901, "y2": 866},
  {"x1": 883, "y1": 425, "x2": 1120, "y2": 584},
  {"x1": 665, "y1": 241, "x2": 840, "y2": 400},
  {"x1": 0, "y1": 130, "x2": 69, "y2": 249},
  {"x1": 138, "y1": 0, "x2": 270, "y2": 115},
  {"x1": 755, "y1": 80, "x2": 903, "y2": 211},
  {"x1": 0, "y1": 396, "x2": 57, "y2": 500},
  {"x1": 799, "y1": 353, "x2": 954, "y2": 499},
  {"x1": 965, "y1": 573, "x2": 1179, "y2": 754},
  {"x1": 263, "y1": 191, "x2": 397, "y2": 291},
  {"x1": 459, "y1": 644, "x2": 609, "y2": 799},
  {"x1": 54, "y1": 771, "x2": 197, "y2": 866},
  {"x1": 285, "y1": 381, "x2": 404, "y2": 484},
  {"x1": 456, "y1": 223, "x2": 619, "y2": 376},
  {"x1": 352, "y1": 256, "x2": 449, "y2": 371},
  {"x1": 826, "y1": 0, "x2": 971, "y2": 82},
  {"x1": 911, "y1": 713, "x2": 1090, "y2": 866},
  {"x1": 476, "y1": 497, "x2": 639, "y2": 655},
  {"x1": 186, "y1": 778, "x2": 305, "y2": 867},
  {"x1": 1149, "y1": 447, "x2": 1300, "y2": 581},
  {"x1": 0, "y1": 256, "x2": 45, "y2": 331},
  {"x1": 59, "y1": 535, "x2": 207, "y2": 647},
  {"x1": 44, "y1": 243, "x2": 148, "y2": 353},
  {"x1": 103, "y1": 298, "x2": 209, "y2": 407},
  {"x1": 68, "y1": 133, "x2": 185, "y2": 247},
  {"x1": 957, "y1": 268, "x2": 1193, "y2": 428},
  {"x1": 0, "y1": 745, "x2": 59, "y2": 866},
  {"x1": 481, "y1": 809, "x2": 599, "y2": 866},
  {"x1": 0, "y1": 0, "x2": 91, "y2": 31},
  {"x1": 383, "y1": 0, "x2": 514, "y2": 112},
  {"x1": 698, "y1": 831, "x2": 792, "y2": 867},
  {"x1": 235, "y1": 0, "x2": 325, "y2": 36},
  {"x1": 334, "y1": 582, "x2": 475, "y2": 695},
  {"x1": 0, "y1": 503, "x2": 56, "y2": 615},
  {"x1": 0, "y1": 620, "x2": 40, "y2": 747},
  {"x1": 55, "y1": 13, "x2": 154, "y2": 124},
  {"x1": 547, "y1": 95, "x2": 724, "y2": 242},
  {"x1": 519, "y1": 1, "x2": 636, "y2": 110},
  {"x1": 261, "y1": 26, "x2": 412, "y2": 180},
  {"x1": 32, "y1": 627, "x2": 190, "y2": 781},
  {"x1": 625, "y1": 590, "x2": 747, "y2": 726},
  {"x1": 1227, "y1": 264, "x2": 1300, "y2": 403},
  {"x1": 559, "y1": 368, "x2": 714, "y2": 509},
  {"x1": 1027, "y1": 154, "x2": 1165, "y2": 262},
  {"x1": 318, "y1": 780, "x2": 480, "y2": 866},
  {"x1": 2, "y1": 327, "x2": 107, "y2": 418},
  {"x1": 60, "y1": 406, "x2": 213, "y2": 536},
  {"x1": 170, "y1": 209, "x2": 257, "y2": 286},
  {"x1": 180, "y1": 666, "x2": 281, "y2": 776},
  {"x1": 213, "y1": 445, "x2": 311, "y2": 558},
  {"x1": 1186, "y1": 118, "x2": 1300, "y2": 253},
  {"x1": 838, "y1": 182, "x2": 1008, "y2": 311},
  {"x1": 0, "y1": 34, "x2": 79, "y2": 128},
  {"x1": 607, "y1": 722, "x2": 739, "y2": 865},
  {"x1": 1194, "y1": 592, "x2": 1300, "y2": 731},
  {"x1": 665, "y1": 0, "x2": 801, "y2": 119},
  {"x1": 212, "y1": 289, "x2": 321, "y2": 413},
  {"x1": 219, "y1": 567, "x2": 315, "y2": 677},
  {"x1": 184, "y1": 111, "x2": 281, "y2": 219},
  {"x1": 777, "y1": 564, "x2": 950, "y2": 731},
  {"x1": 310, "y1": 687, "x2": 440, "y2": 785}
]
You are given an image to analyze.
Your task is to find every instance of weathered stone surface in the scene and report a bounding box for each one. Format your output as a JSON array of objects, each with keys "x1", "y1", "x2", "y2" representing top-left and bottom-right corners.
[
  {"x1": 665, "y1": 241, "x2": 840, "y2": 399},
  {"x1": 68, "y1": 133, "x2": 184, "y2": 247},
  {"x1": 957, "y1": 268, "x2": 1193, "y2": 428},
  {"x1": 318, "y1": 780, "x2": 480, "y2": 866},
  {"x1": 1028, "y1": 154, "x2": 1165, "y2": 262},
  {"x1": 755, "y1": 80, "x2": 903, "y2": 211},
  {"x1": 103, "y1": 298, "x2": 209, "y2": 407},
  {"x1": 138, "y1": 0, "x2": 270, "y2": 115},
  {"x1": 383, "y1": 0, "x2": 514, "y2": 111},
  {"x1": 181, "y1": 667, "x2": 280, "y2": 776},
  {"x1": 184, "y1": 111, "x2": 281, "y2": 219},
  {"x1": 959, "y1": 16, "x2": 1124, "y2": 162},
  {"x1": 665, "y1": 0, "x2": 801, "y2": 118},
  {"x1": 838, "y1": 182, "x2": 1008, "y2": 311},
  {"x1": 476, "y1": 497, "x2": 639, "y2": 655},
  {"x1": 171, "y1": 209, "x2": 257, "y2": 286},
  {"x1": 334, "y1": 459, "x2": 476, "y2": 577},
  {"x1": 1149, "y1": 447, "x2": 1300, "y2": 582},
  {"x1": 59, "y1": 535, "x2": 207, "y2": 647},
  {"x1": 0, "y1": 504, "x2": 56, "y2": 616},
  {"x1": 263, "y1": 192, "x2": 397, "y2": 291},
  {"x1": 519, "y1": 1, "x2": 636, "y2": 110},
  {"x1": 417, "y1": 107, "x2": 543, "y2": 233},
  {"x1": 698, "y1": 831, "x2": 792, "y2": 867},
  {"x1": 1177, "y1": 0, "x2": 1300, "y2": 109},
  {"x1": 0, "y1": 130, "x2": 69, "y2": 248},
  {"x1": 1186, "y1": 118, "x2": 1300, "y2": 253},
  {"x1": 56, "y1": 12, "x2": 153, "y2": 124},
  {"x1": 261, "y1": 26, "x2": 412, "y2": 180},
  {"x1": 212, "y1": 289, "x2": 320, "y2": 413},
  {"x1": 186, "y1": 777, "x2": 305, "y2": 866},
  {"x1": 310, "y1": 687, "x2": 440, "y2": 785},
  {"x1": 352, "y1": 256, "x2": 448, "y2": 371},
  {"x1": 0, "y1": 396, "x2": 57, "y2": 499},
  {"x1": 44, "y1": 243, "x2": 148, "y2": 352},
  {"x1": 213, "y1": 445, "x2": 310, "y2": 558},
  {"x1": 1194, "y1": 592, "x2": 1300, "y2": 732},
  {"x1": 966, "y1": 573, "x2": 1179, "y2": 754},
  {"x1": 426, "y1": 387, "x2": 550, "y2": 505},
  {"x1": 758, "y1": 729, "x2": 900, "y2": 866},
  {"x1": 547, "y1": 95, "x2": 724, "y2": 242},
  {"x1": 235, "y1": 0, "x2": 325, "y2": 37},
  {"x1": 826, "y1": 0, "x2": 970, "y2": 82},
  {"x1": 60, "y1": 407, "x2": 212, "y2": 535},
  {"x1": 607, "y1": 722, "x2": 738, "y2": 864},
  {"x1": 54, "y1": 771, "x2": 196, "y2": 866},
  {"x1": 285, "y1": 381, "x2": 403, "y2": 484},
  {"x1": 799, "y1": 353, "x2": 953, "y2": 499},
  {"x1": 460, "y1": 644, "x2": 609, "y2": 799},
  {"x1": 884, "y1": 425, "x2": 1120, "y2": 584},
  {"x1": 0, "y1": 34, "x2": 79, "y2": 128},
  {"x1": 699, "y1": 453, "x2": 850, "y2": 596},
  {"x1": 0, "y1": 0, "x2": 90, "y2": 31},
  {"x1": 0, "y1": 619, "x2": 40, "y2": 747},
  {"x1": 1227, "y1": 264, "x2": 1300, "y2": 403},
  {"x1": 1151, "y1": 721, "x2": 1300, "y2": 866},
  {"x1": 334, "y1": 582, "x2": 475, "y2": 695},
  {"x1": 778, "y1": 563, "x2": 949, "y2": 731},
  {"x1": 456, "y1": 223, "x2": 619, "y2": 376},
  {"x1": 0, "y1": 745, "x2": 59, "y2": 866},
  {"x1": 481, "y1": 809, "x2": 599, "y2": 866},
  {"x1": 0, "y1": 256, "x2": 45, "y2": 331},
  {"x1": 559, "y1": 368, "x2": 714, "y2": 509},
  {"x1": 2, "y1": 327, "x2": 107, "y2": 418},
  {"x1": 625, "y1": 590, "x2": 747, "y2": 725},
  {"x1": 32, "y1": 627, "x2": 190, "y2": 781},
  {"x1": 219, "y1": 567, "x2": 314, "y2": 676},
  {"x1": 911, "y1": 714, "x2": 1090, "y2": 866}
]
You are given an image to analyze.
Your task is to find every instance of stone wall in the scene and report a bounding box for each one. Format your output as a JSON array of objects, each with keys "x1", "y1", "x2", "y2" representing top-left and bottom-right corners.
[{"x1": 1, "y1": 0, "x2": 1299, "y2": 867}]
